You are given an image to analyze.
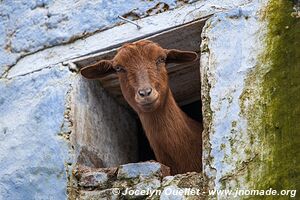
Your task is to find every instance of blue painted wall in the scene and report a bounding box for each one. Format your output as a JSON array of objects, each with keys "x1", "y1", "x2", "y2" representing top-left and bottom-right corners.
[{"x1": 0, "y1": 0, "x2": 196, "y2": 75}]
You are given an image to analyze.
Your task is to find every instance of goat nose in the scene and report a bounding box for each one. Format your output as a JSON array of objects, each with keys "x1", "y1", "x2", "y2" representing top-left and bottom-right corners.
[{"x1": 138, "y1": 88, "x2": 152, "y2": 97}]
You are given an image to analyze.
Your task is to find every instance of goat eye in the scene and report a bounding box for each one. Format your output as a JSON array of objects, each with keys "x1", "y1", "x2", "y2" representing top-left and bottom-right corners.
[
  {"x1": 156, "y1": 57, "x2": 166, "y2": 65},
  {"x1": 115, "y1": 65, "x2": 125, "y2": 73}
]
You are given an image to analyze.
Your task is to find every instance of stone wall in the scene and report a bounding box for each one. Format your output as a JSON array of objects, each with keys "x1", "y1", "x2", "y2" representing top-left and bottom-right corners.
[{"x1": 75, "y1": 162, "x2": 207, "y2": 200}]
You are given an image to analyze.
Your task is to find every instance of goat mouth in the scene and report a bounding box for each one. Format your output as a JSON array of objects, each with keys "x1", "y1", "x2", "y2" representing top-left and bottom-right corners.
[{"x1": 138, "y1": 98, "x2": 159, "y2": 111}]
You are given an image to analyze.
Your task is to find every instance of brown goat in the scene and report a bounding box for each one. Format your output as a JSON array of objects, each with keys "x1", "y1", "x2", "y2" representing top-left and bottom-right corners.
[{"x1": 81, "y1": 40, "x2": 202, "y2": 174}]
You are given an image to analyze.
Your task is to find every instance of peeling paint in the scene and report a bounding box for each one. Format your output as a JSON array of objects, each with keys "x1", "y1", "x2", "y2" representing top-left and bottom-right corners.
[{"x1": 200, "y1": 0, "x2": 270, "y2": 195}]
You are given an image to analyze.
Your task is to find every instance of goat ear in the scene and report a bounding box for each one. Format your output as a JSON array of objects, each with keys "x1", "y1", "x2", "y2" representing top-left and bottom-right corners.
[
  {"x1": 80, "y1": 60, "x2": 115, "y2": 79},
  {"x1": 165, "y1": 49, "x2": 198, "y2": 63}
]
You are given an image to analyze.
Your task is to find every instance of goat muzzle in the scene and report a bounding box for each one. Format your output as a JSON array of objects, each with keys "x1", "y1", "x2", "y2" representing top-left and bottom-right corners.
[{"x1": 135, "y1": 88, "x2": 160, "y2": 112}]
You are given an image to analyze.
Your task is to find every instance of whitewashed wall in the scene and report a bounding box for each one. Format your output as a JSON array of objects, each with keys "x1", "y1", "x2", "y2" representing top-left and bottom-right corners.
[{"x1": 201, "y1": 0, "x2": 299, "y2": 199}]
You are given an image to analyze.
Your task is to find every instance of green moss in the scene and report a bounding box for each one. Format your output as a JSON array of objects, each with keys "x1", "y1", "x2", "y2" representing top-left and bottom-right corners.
[
  {"x1": 242, "y1": 0, "x2": 300, "y2": 199},
  {"x1": 220, "y1": 143, "x2": 226, "y2": 150},
  {"x1": 260, "y1": 0, "x2": 299, "y2": 191},
  {"x1": 232, "y1": 121, "x2": 237, "y2": 128}
]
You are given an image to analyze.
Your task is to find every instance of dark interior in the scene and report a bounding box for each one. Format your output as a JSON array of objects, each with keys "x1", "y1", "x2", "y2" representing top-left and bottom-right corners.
[{"x1": 137, "y1": 100, "x2": 203, "y2": 161}]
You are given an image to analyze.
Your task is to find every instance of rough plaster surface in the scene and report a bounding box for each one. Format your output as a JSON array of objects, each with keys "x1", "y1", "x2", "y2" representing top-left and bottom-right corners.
[
  {"x1": 0, "y1": 0, "x2": 196, "y2": 76},
  {"x1": 0, "y1": 66, "x2": 74, "y2": 199},
  {"x1": 71, "y1": 76, "x2": 139, "y2": 168},
  {"x1": 200, "y1": 0, "x2": 268, "y2": 193}
]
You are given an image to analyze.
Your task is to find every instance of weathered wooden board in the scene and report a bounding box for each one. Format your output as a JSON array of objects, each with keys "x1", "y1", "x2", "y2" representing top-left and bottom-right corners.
[
  {"x1": 74, "y1": 19, "x2": 205, "y2": 67},
  {"x1": 74, "y1": 19, "x2": 205, "y2": 106}
]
